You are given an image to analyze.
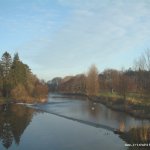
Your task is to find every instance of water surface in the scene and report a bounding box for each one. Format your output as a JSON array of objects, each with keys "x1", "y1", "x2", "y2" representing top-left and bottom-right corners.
[
  {"x1": 0, "y1": 93, "x2": 149, "y2": 150},
  {"x1": 35, "y1": 94, "x2": 150, "y2": 131}
]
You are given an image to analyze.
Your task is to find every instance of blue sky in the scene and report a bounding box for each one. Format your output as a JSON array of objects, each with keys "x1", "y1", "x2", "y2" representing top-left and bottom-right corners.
[{"x1": 0, "y1": 0, "x2": 150, "y2": 80}]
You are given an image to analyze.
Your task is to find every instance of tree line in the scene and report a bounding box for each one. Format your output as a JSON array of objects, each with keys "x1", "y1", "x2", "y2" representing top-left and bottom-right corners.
[
  {"x1": 0, "y1": 52, "x2": 48, "y2": 103},
  {"x1": 100, "y1": 49, "x2": 150, "y2": 99},
  {"x1": 48, "y1": 50, "x2": 150, "y2": 101}
]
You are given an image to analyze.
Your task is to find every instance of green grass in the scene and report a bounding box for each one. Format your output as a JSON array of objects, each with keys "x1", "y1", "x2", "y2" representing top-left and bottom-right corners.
[
  {"x1": 99, "y1": 92, "x2": 121, "y2": 99},
  {"x1": 0, "y1": 97, "x2": 8, "y2": 105},
  {"x1": 98, "y1": 92, "x2": 119, "y2": 97},
  {"x1": 126, "y1": 93, "x2": 150, "y2": 105},
  {"x1": 99, "y1": 92, "x2": 150, "y2": 105}
]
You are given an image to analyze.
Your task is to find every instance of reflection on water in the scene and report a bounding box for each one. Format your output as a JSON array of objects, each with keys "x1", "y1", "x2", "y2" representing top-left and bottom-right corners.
[
  {"x1": 45, "y1": 94, "x2": 150, "y2": 149},
  {"x1": 37, "y1": 93, "x2": 150, "y2": 131},
  {"x1": 120, "y1": 126, "x2": 150, "y2": 150},
  {"x1": 82, "y1": 101, "x2": 100, "y2": 119},
  {"x1": 0, "y1": 105, "x2": 35, "y2": 149},
  {"x1": 0, "y1": 104, "x2": 126, "y2": 150},
  {"x1": 0, "y1": 94, "x2": 149, "y2": 150}
]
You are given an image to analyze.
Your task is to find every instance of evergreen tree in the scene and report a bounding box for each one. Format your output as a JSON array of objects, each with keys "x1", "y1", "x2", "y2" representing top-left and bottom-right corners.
[
  {"x1": 1, "y1": 52, "x2": 12, "y2": 77},
  {"x1": 11, "y1": 53, "x2": 28, "y2": 87},
  {"x1": 0, "y1": 51, "x2": 48, "y2": 102},
  {"x1": 1, "y1": 52, "x2": 12, "y2": 97}
]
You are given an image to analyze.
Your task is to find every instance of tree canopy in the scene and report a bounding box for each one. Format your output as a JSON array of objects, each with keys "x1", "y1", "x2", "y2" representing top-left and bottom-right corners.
[{"x1": 0, "y1": 51, "x2": 48, "y2": 103}]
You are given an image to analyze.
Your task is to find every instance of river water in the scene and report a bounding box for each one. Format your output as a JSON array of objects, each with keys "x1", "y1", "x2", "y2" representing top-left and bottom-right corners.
[{"x1": 0, "y1": 93, "x2": 149, "y2": 150}]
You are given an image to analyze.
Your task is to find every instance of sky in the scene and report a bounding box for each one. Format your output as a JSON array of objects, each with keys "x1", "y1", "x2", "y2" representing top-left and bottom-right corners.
[{"x1": 0, "y1": 0, "x2": 150, "y2": 81}]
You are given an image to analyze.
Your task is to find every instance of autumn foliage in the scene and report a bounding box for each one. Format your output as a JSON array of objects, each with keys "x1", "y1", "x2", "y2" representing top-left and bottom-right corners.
[
  {"x1": 86, "y1": 64, "x2": 99, "y2": 96},
  {"x1": 0, "y1": 52, "x2": 48, "y2": 103}
]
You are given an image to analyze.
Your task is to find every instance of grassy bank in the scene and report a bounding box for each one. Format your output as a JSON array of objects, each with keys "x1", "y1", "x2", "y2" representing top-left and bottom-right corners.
[
  {"x1": 55, "y1": 92, "x2": 150, "y2": 119},
  {"x1": 95, "y1": 92, "x2": 150, "y2": 119},
  {"x1": 0, "y1": 97, "x2": 8, "y2": 105},
  {"x1": 0, "y1": 96, "x2": 48, "y2": 105},
  {"x1": 99, "y1": 92, "x2": 150, "y2": 105}
]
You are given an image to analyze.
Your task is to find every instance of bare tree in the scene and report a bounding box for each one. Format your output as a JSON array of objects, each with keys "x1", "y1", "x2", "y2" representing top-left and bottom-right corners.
[
  {"x1": 102, "y1": 69, "x2": 120, "y2": 93},
  {"x1": 86, "y1": 64, "x2": 99, "y2": 96},
  {"x1": 143, "y1": 49, "x2": 150, "y2": 71},
  {"x1": 118, "y1": 72, "x2": 129, "y2": 102},
  {"x1": 134, "y1": 49, "x2": 150, "y2": 71},
  {"x1": 133, "y1": 49, "x2": 150, "y2": 95}
]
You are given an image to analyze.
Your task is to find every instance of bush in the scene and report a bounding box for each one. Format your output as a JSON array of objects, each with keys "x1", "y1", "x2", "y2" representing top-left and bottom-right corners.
[{"x1": 11, "y1": 84, "x2": 28, "y2": 101}]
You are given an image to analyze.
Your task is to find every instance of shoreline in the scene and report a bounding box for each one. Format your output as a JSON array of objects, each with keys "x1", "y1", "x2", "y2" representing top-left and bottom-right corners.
[
  {"x1": 1, "y1": 92, "x2": 150, "y2": 119},
  {"x1": 59, "y1": 92, "x2": 150, "y2": 120},
  {"x1": 0, "y1": 96, "x2": 48, "y2": 106},
  {"x1": 94, "y1": 96, "x2": 150, "y2": 119}
]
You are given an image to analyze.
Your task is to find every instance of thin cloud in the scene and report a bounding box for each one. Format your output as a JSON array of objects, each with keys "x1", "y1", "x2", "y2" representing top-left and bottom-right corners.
[{"x1": 1, "y1": 0, "x2": 150, "y2": 80}]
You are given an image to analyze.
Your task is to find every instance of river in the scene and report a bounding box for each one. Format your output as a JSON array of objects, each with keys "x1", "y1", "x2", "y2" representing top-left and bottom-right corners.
[{"x1": 0, "y1": 93, "x2": 149, "y2": 150}]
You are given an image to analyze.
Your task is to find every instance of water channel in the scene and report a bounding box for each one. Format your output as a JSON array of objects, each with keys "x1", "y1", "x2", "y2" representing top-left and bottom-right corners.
[{"x1": 0, "y1": 93, "x2": 149, "y2": 150}]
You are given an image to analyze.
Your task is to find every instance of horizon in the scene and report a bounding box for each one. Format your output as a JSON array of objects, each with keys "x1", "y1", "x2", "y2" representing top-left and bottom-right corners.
[{"x1": 1, "y1": 0, "x2": 150, "y2": 81}]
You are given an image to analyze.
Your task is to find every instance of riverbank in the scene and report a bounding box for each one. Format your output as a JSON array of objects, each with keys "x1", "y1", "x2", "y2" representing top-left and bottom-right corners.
[
  {"x1": 94, "y1": 95, "x2": 150, "y2": 119},
  {"x1": 88, "y1": 95, "x2": 150, "y2": 119},
  {"x1": 0, "y1": 97, "x2": 8, "y2": 104},
  {"x1": 0, "y1": 97, "x2": 6, "y2": 109},
  {"x1": 59, "y1": 92, "x2": 150, "y2": 119},
  {"x1": 0, "y1": 96, "x2": 48, "y2": 107}
]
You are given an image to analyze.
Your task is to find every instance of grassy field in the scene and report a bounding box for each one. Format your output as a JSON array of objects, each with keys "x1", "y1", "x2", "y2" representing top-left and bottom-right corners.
[
  {"x1": 98, "y1": 92, "x2": 150, "y2": 118},
  {"x1": 0, "y1": 97, "x2": 7, "y2": 105},
  {"x1": 99, "y1": 92, "x2": 150, "y2": 105}
]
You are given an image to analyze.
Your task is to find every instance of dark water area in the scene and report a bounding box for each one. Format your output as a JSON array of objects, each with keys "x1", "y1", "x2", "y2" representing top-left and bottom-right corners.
[{"x1": 0, "y1": 93, "x2": 149, "y2": 150}]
